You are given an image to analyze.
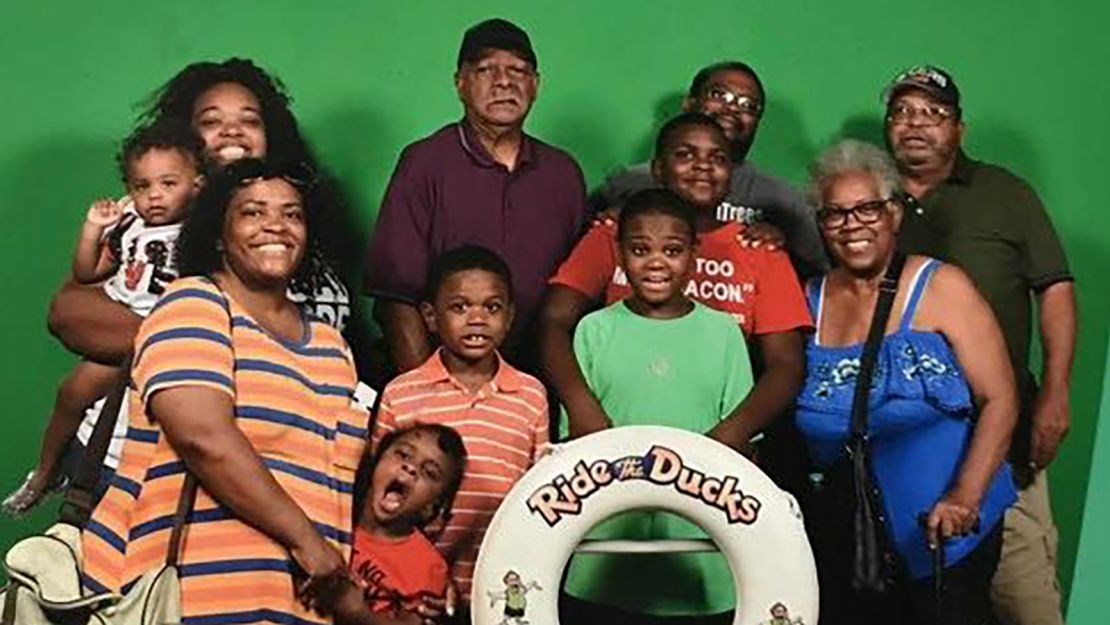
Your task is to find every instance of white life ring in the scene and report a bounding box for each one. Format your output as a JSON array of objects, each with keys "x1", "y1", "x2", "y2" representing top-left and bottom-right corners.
[{"x1": 472, "y1": 426, "x2": 818, "y2": 625}]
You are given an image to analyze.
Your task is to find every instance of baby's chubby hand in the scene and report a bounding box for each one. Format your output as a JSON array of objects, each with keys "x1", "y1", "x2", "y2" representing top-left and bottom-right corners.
[{"x1": 85, "y1": 198, "x2": 123, "y2": 228}]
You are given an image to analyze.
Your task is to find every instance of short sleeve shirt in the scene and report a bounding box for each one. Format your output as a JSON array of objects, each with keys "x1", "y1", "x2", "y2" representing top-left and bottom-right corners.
[
  {"x1": 349, "y1": 527, "x2": 449, "y2": 616},
  {"x1": 102, "y1": 208, "x2": 180, "y2": 316},
  {"x1": 550, "y1": 220, "x2": 812, "y2": 337},
  {"x1": 82, "y1": 277, "x2": 366, "y2": 624},
  {"x1": 897, "y1": 151, "x2": 1072, "y2": 387},
  {"x1": 562, "y1": 302, "x2": 753, "y2": 615}
]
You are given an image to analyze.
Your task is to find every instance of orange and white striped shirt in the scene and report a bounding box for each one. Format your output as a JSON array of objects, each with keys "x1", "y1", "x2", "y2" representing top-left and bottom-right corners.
[{"x1": 372, "y1": 350, "x2": 548, "y2": 600}]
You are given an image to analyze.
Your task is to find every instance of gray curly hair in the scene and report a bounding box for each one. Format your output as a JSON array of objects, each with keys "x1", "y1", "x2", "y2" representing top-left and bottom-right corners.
[{"x1": 806, "y1": 139, "x2": 902, "y2": 208}]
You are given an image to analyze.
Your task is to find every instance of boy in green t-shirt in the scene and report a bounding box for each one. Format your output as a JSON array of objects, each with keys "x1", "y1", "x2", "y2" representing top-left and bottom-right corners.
[{"x1": 559, "y1": 188, "x2": 754, "y2": 624}]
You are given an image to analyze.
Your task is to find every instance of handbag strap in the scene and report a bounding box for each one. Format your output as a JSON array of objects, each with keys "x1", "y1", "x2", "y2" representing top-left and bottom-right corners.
[
  {"x1": 58, "y1": 357, "x2": 132, "y2": 526},
  {"x1": 165, "y1": 473, "x2": 198, "y2": 567},
  {"x1": 848, "y1": 251, "x2": 906, "y2": 591},
  {"x1": 849, "y1": 251, "x2": 906, "y2": 445}
]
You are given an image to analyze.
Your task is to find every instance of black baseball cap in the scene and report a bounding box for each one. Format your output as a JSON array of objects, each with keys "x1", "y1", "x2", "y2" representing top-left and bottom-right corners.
[
  {"x1": 457, "y1": 18, "x2": 537, "y2": 70},
  {"x1": 882, "y1": 65, "x2": 960, "y2": 107}
]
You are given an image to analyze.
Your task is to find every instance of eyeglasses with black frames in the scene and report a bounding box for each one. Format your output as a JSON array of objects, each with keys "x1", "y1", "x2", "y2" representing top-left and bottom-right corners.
[{"x1": 816, "y1": 198, "x2": 891, "y2": 229}]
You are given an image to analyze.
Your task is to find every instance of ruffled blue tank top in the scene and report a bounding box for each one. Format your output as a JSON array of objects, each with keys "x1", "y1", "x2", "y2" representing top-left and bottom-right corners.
[{"x1": 795, "y1": 258, "x2": 1016, "y2": 578}]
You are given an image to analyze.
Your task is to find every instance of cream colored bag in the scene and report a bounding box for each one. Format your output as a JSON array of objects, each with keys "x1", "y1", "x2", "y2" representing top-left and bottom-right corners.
[
  {"x1": 1, "y1": 471, "x2": 195, "y2": 625},
  {"x1": 2, "y1": 332, "x2": 199, "y2": 624},
  {"x1": 1, "y1": 523, "x2": 181, "y2": 625}
]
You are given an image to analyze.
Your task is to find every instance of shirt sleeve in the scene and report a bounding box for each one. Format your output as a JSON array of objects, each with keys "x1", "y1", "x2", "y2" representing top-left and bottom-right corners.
[
  {"x1": 717, "y1": 319, "x2": 755, "y2": 419},
  {"x1": 363, "y1": 146, "x2": 434, "y2": 303},
  {"x1": 751, "y1": 248, "x2": 814, "y2": 335},
  {"x1": 131, "y1": 278, "x2": 234, "y2": 412},
  {"x1": 548, "y1": 223, "x2": 617, "y2": 300},
  {"x1": 1012, "y1": 180, "x2": 1072, "y2": 289}
]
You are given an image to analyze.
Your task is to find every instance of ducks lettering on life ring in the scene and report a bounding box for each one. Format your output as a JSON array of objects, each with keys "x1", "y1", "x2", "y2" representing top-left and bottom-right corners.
[{"x1": 471, "y1": 426, "x2": 818, "y2": 625}]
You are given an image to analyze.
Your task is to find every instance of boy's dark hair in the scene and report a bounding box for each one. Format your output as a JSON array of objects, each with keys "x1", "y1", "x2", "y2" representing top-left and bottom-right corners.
[
  {"x1": 175, "y1": 157, "x2": 329, "y2": 287},
  {"x1": 687, "y1": 60, "x2": 765, "y2": 104},
  {"x1": 618, "y1": 189, "x2": 698, "y2": 242},
  {"x1": 360, "y1": 424, "x2": 468, "y2": 527},
  {"x1": 117, "y1": 120, "x2": 205, "y2": 184},
  {"x1": 654, "y1": 112, "x2": 728, "y2": 159},
  {"x1": 423, "y1": 244, "x2": 514, "y2": 302}
]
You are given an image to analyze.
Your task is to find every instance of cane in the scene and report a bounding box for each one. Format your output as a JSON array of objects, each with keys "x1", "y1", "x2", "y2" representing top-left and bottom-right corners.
[{"x1": 919, "y1": 512, "x2": 946, "y2": 624}]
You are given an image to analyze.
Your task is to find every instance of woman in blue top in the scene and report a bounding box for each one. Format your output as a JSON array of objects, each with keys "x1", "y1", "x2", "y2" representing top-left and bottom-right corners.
[{"x1": 796, "y1": 140, "x2": 1018, "y2": 625}]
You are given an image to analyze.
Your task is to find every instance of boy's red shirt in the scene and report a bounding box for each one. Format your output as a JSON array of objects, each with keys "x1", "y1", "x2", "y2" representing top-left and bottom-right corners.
[{"x1": 349, "y1": 526, "x2": 449, "y2": 615}]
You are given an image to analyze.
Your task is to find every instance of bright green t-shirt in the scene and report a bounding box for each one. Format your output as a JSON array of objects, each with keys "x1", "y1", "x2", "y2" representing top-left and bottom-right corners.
[{"x1": 561, "y1": 301, "x2": 754, "y2": 616}]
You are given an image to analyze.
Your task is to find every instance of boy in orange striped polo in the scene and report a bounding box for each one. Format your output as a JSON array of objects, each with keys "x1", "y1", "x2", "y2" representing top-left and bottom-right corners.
[{"x1": 372, "y1": 245, "x2": 549, "y2": 615}]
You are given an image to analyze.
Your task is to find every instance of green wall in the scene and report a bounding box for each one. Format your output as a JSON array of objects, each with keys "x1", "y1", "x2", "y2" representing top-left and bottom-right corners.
[
  {"x1": 2, "y1": 0, "x2": 1107, "y2": 614},
  {"x1": 1068, "y1": 336, "x2": 1110, "y2": 624}
]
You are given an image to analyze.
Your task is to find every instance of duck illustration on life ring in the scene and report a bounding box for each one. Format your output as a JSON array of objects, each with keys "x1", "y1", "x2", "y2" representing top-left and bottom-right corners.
[{"x1": 471, "y1": 426, "x2": 818, "y2": 625}]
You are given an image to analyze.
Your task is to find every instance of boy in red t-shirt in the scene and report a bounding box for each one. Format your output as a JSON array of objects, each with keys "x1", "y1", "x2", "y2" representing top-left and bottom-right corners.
[
  {"x1": 347, "y1": 423, "x2": 466, "y2": 621},
  {"x1": 541, "y1": 112, "x2": 812, "y2": 453}
]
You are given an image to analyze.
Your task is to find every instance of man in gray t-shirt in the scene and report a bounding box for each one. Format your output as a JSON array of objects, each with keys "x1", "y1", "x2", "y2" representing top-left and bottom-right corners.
[{"x1": 590, "y1": 61, "x2": 827, "y2": 277}]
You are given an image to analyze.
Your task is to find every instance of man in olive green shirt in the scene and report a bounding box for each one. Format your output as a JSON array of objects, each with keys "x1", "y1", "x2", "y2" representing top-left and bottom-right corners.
[{"x1": 885, "y1": 65, "x2": 1076, "y2": 625}]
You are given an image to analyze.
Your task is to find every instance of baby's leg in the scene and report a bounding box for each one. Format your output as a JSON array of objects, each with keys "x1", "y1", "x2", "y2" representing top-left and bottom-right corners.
[{"x1": 4, "y1": 361, "x2": 123, "y2": 514}]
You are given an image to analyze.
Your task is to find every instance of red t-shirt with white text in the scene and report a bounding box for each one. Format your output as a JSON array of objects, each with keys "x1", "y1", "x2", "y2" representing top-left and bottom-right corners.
[{"x1": 550, "y1": 221, "x2": 812, "y2": 336}]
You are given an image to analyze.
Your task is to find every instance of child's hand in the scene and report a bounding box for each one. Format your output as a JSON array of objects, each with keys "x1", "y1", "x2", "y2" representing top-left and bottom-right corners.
[
  {"x1": 85, "y1": 199, "x2": 122, "y2": 228},
  {"x1": 445, "y1": 580, "x2": 459, "y2": 617},
  {"x1": 591, "y1": 206, "x2": 619, "y2": 227},
  {"x1": 414, "y1": 585, "x2": 455, "y2": 624}
]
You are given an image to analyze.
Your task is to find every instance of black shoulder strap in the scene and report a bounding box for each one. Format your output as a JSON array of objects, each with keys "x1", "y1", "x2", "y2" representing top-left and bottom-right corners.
[
  {"x1": 849, "y1": 251, "x2": 906, "y2": 440},
  {"x1": 849, "y1": 251, "x2": 906, "y2": 591},
  {"x1": 58, "y1": 358, "x2": 131, "y2": 526}
]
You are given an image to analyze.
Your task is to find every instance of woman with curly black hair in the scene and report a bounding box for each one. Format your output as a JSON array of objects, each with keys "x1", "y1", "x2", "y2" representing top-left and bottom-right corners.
[
  {"x1": 49, "y1": 58, "x2": 352, "y2": 355},
  {"x1": 36, "y1": 58, "x2": 362, "y2": 510}
]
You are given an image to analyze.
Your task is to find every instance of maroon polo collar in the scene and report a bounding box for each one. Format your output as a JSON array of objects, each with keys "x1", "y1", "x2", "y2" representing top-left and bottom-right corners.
[{"x1": 457, "y1": 119, "x2": 535, "y2": 170}]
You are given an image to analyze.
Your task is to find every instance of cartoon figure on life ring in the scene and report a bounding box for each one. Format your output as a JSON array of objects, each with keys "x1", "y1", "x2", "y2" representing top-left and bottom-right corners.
[
  {"x1": 761, "y1": 602, "x2": 805, "y2": 625},
  {"x1": 470, "y1": 426, "x2": 819, "y2": 625},
  {"x1": 487, "y1": 570, "x2": 541, "y2": 625}
]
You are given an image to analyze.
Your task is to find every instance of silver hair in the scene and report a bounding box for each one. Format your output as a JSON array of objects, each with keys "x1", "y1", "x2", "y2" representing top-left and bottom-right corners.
[{"x1": 806, "y1": 139, "x2": 902, "y2": 208}]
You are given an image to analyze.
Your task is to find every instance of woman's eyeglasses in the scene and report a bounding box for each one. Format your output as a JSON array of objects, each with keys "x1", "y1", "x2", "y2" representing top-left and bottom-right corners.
[{"x1": 816, "y1": 199, "x2": 890, "y2": 229}]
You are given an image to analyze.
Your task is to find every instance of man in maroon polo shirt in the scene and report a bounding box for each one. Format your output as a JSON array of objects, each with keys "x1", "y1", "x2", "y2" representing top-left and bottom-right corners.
[{"x1": 364, "y1": 18, "x2": 587, "y2": 374}]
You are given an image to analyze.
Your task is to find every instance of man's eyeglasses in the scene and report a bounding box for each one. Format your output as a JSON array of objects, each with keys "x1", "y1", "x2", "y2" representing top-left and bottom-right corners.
[
  {"x1": 816, "y1": 199, "x2": 890, "y2": 229},
  {"x1": 886, "y1": 104, "x2": 954, "y2": 127},
  {"x1": 704, "y1": 86, "x2": 762, "y2": 116}
]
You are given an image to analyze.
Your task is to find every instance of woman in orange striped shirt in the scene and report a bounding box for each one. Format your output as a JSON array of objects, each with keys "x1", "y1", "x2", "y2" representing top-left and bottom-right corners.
[{"x1": 81, "y1": 159, "x2": 414, "y2": 625}]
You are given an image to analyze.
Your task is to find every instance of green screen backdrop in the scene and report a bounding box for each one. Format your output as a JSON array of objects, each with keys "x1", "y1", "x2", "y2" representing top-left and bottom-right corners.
[{"x1": 2, "y1": 1, "x2": 1107, "y2": 616}]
